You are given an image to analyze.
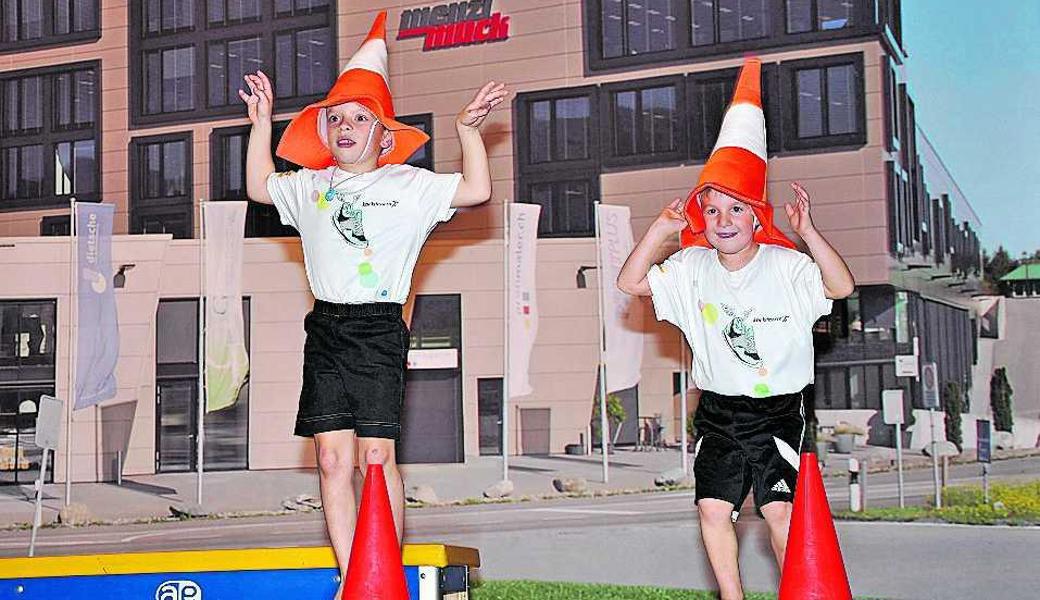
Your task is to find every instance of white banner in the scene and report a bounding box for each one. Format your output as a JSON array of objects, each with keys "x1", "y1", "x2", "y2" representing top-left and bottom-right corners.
[
  {"x1": 204, "y1": 202, "x2": 250, "y2": 413},
  {"x1": 507, "y1": 203, "x2": 541, "y2": 398},
  {"x1": 597, "y1": 204, "x2": 643, "y2": 392}
]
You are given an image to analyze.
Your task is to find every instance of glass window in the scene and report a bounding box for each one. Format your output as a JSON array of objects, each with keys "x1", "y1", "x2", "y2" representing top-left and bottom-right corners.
[
  {"x1": 602, "y1": 0, "x2": 680, "y2": 58},
  {"x1": 848, "y1": 365, "x2": 865, "y2": 409},
  {"x1": 528, "y1": 96, "x2": 592, "y2": 165},
  {"x1": 131, "y1": 134, "x2": 192, "y2": 238},
  {"x1": 786, "y1": 0, "x2": 854, "y2": 33},
  {"x1": 134, "y1": 1, "x2": 332, "y2": 124},
  {"x1": 785, "y1": 55, "x2": 863, "y2": 147},
  {"x1": 828, "y1": 368, "x2": 848, "y2": 409},
  {"x1": 1, "y1": 0, "x2": 98, "y2": 51},
  {"x1": 692, "y1": 0, "x2": 770, "y2": 46},
  {"x1": 610, "y1": 84, "x2": 678, "y2": 158},
  {"x1": 526, "y1": 179, "x2": 596, "y2": 238}
]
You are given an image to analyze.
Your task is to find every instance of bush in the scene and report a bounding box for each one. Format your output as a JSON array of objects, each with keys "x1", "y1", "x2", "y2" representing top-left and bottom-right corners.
[
  {"x1": 943, "y1": 381, "x2": 964, "y2": 451},
  {"x1": 990, "y1": 367, "x2": 1014, "y2": 432}
]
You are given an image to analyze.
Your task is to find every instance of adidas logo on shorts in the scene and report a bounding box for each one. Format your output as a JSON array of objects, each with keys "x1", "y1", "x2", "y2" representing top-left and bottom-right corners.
[{"x1": 771, "y1": 479, "x2": 792, "y2": 494}]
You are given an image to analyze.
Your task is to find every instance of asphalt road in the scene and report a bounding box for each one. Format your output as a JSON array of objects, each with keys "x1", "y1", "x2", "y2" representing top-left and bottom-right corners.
[{"x1": 4, "y1": 457, "x2": 1038, "y2": 599}]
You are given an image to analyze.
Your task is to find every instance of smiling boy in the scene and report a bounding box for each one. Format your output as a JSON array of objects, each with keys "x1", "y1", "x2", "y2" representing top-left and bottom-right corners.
[{"x1": 617, "y1": 59, "x2": 854, "y2": 600}]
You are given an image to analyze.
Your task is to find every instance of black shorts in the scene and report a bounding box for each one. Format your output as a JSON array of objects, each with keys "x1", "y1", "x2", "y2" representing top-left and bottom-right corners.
[
  {"x1": 294, "y1": 300, "x2": 409, "y2": 439},
  {"x1": 693, "y1": 388, "x2": 805, "y2": 518}
]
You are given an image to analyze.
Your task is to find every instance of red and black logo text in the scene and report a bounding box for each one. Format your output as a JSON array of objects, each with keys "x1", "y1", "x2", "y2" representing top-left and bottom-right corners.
[{"x1": 397, "y1": 0, "x2": 510, "y2": 51}]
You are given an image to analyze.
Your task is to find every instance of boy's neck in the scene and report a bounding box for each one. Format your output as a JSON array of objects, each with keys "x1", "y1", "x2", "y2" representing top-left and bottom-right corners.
[
  {"x1": 335, "y1": 160, "x2": 380, "y2": 175},
  {"x1": 716, "y1": 242, "x2": 760, "y2": 272}
]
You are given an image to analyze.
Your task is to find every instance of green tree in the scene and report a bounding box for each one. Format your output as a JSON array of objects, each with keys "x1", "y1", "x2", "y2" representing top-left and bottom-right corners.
[
  {"x1": 943, "y1": 381, "x2": 964, "y2": 451},
  {"x1": 983, "y1": 246, "x2": 1017, "y2": 292},
  {"x1": 990, "y1": 367, "x2": 1014, "y2": 433}
]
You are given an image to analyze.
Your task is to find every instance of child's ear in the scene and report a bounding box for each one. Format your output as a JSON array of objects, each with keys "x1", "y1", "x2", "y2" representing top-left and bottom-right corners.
[{"x1": 380, "y1": 128, "x2": 394, "y2": 151}]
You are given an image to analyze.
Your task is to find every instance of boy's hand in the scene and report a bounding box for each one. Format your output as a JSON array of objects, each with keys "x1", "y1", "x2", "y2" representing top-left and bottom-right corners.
[
  {"x1": 238, "y1": 70, "x2": 274, "y2": 126},
  {"x1": 784, "y1": 182, "x2": 817, "y2": 237},
  {"x1": 651, "y1": 197, "x2": 688, "y2": 236},
  {"x1": 457, "y1": 81, "x2": 509, "y2": 129}
]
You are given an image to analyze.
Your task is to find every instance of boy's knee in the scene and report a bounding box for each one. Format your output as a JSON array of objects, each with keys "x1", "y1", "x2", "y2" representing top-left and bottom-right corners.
[
  {"x1": 698, "y1": 500, "x2": 737, "y2": 527},
  {"x1": 316, "y1": 446, "x2": 352, "y2": 478},
  {"x1": 358, "y1": 442, "x2": 397, "y2": 471}
]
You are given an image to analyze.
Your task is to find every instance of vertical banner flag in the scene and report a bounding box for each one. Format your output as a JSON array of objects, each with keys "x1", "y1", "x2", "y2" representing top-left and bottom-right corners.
[
  {"x1": 204, "y1": 202, "x2": 250, "y2": 413},
  {"x1": 508, "y1": 203, "x2": 541, "y2": 397},
  {"x1": 597, "y1": 204, "x2": 644, "y2": 392},
  {"x1": 74, "y1": 203, "x2": 119, "y2": 410}
]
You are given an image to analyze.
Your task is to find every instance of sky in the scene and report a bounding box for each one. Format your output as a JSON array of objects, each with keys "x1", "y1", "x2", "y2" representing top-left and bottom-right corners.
[{"x1": 902, "y1": 2, "x2": 1040, "y2": 257}]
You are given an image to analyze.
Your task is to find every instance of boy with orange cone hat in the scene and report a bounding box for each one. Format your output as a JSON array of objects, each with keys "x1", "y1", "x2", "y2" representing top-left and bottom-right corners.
[
  {"x1": 617, "y1": 58, "x2": 855, "y2": 600},
  {"x1": 238, "y1": 11, "x2": 507, "y2": 598}
]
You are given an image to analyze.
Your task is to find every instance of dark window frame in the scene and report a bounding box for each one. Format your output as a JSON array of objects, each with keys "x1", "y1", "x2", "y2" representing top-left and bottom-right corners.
[
  {"x1": 515, "y1": 86, "x2": 601, "y2": 238},
  {"x1": 779, "y1": 52, "x2": 867, "y2": 152},
  {"x1": 600, "y1": 74, "x2": 687, "y2": 170},
  {"x1": 519, "y1": 171, "x2": 600, "y2": 239},
  {"x1": 397, "y1": 112, "x2": 435, "y2": 171},
  {"x1": 209, "y1": 119, "x2": 298, "y2": 238},
  {"x1": 128, "y1": 1, "x2": 335, "y2": 128},
  {"x1": 0, "y1": 60, "x2": 101, "y2": 212},
  {"x1": 783, "y1": 0, "x2": 860, "y2": 35},
  {"x1": 0, "y1": 0, "x2": 100, "y2": 55},
  {"x1": 40, "y1": 214, "x2": 70, "y2": 236},
  {"x1": 585, "y1": 0, "x2": 882, "y2": 74},
  {"x1": 129, "y1": 131, "x2": 194, "y2": 238}
]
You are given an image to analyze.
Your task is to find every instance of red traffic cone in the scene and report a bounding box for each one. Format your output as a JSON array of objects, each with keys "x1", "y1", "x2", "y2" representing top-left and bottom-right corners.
[
  {"x1": 341, "y1": 463, "x2": 409, "y2": 600},
  {"x1": 778, "y1": 453, "x2": 852, "y2": 600}
]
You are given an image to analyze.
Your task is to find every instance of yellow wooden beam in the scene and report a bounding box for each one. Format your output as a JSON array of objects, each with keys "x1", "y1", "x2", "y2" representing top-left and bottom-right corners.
[{"x1": 0, "y1": 544, "x2": 479, "y2": 578}]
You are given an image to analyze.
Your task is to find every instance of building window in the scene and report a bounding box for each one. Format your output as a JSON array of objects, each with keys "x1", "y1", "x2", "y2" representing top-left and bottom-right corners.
[
  {"x1": 210, "y1": 120, "x2": 299, "y2": 237},
  {"x1": 692, "y1": 0, "x2": 770, "y2": 47},
  {"x1": 516, "y1": 87, "x2": 600, "y2": 238},
  {"x1": 397, "y1": 113, "x2": 435, "y2": 171},
  {"x1": 130, "y1": 1, "x2": 334, "y2": 127},
  {"x1": 522, "y1": 177, "x2": 598, "y2": 238},
  {"x1": 687, "y1": 64, "x2": 779, "y2": 159},
  {"x1": 786, "y1": 0, "x2": 855, "y2": 34},
  {"x1": 780, "y1": 53, "x2": 865, "y2": 150},
  {"x1": 0, "y1": 62, "x2": 99, "y2": 210},
  {"x1": 601, "y1": 0, "x2": 681, "y2": 58},
  {"x1": 602, "y1": 76, "x2": 685, "y2": 167},
  {"x1": 0, "y1": 0, "x2": 99, "y2": 53},
  {"x1": 130, "y1": 133, "x2": 193, "y2": 238},
  {"x1": 40, "y1": 215, "x2": 71, "y2": 236},
  {"x1": 207, "y1": 36, "x2": 261, "y2": 108}
]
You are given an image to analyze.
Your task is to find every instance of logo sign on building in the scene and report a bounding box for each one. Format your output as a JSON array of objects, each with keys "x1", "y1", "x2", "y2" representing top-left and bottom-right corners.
[
  {"x1": 406, "y1": 348, "x2": 459, "y2": 370},
  {"x1": 976, "y1": 419, "x2": 992, "y2": 463},
  {"x1": 398, "y1": 0, "x2": 510, "y2": 51},
  {"x1": 155, "y1": 580, "x2": 201, "y2": 600},
  {"x1": 921, "y1": 362, "x2": 940, "y2": 410}
]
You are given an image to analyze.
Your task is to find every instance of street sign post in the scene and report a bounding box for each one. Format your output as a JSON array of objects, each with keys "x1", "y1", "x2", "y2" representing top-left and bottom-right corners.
[
  {"x1": 30, "y1": 395, "x2": 63, "y2": 557},
  {"x1": 882, "y1": 390, "x2": 906, "y2": 508},
  {"x1": 977, "y1": 419, "x2": 992, "y2": 503},
  {"x1": 921, "y1": 362, "x2": 941, "y2": 508}
]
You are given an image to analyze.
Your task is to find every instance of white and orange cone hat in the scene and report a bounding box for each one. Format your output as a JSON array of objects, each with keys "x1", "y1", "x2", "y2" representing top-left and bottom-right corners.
[
  {"x1": 681, "y1": 58, "x2": 796, "y2": 249},
  {"x1": 276, "y1": 11, "x2": 427, "y2": 170}
]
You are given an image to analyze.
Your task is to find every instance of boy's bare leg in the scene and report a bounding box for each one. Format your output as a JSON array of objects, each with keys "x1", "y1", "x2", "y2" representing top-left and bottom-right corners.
[
  {"x1": 698, "y1": 498, "x2": 744, "y2": 600},
  {"x1": 760, "y1": 501, "x2": 793, "y2": 568},
  {"x1": 358, "y1": 439, "x2": 405, "y2": 541},
  {"x1": 314, "y1": 430, "x2": 357, "y2": 594}
]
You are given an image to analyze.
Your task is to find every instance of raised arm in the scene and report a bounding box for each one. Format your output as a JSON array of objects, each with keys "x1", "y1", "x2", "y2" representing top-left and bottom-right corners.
[
  {"x1": 617, "y1": 198, "x2": 687, "y2": 296},
  {"x1": 785, "y1": 182, "x2": 855, "y2": 299},
  {"x1": 451, "y1": 81, "x2": 510, "y2": 208},
  {"x1": 238, "y1": 70, "x2": 276, "y2": 205}
]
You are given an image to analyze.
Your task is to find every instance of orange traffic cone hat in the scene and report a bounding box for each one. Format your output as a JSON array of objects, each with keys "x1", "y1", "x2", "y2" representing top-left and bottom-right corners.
[
  {"x1": 681, "y1": 58, "x2": 796, "y2": 249},
  {"x1": 276, "y1": 11, "x2": 428, "y2": 170},
  {"x1": 778, "y1": 453, "x2": 853, "y2": 600},
  {"x1": 341, "y1": 463, "x2": 410, "y2": 600}
]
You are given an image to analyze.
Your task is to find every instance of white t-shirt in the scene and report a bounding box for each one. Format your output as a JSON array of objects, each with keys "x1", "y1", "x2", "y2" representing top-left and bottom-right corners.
[
  {"x1": 267, "y1": 164, "x2": 462, "y2": 304},
  {"x1": 647, "y1": 244, "x2": 832, "y2": 398}
]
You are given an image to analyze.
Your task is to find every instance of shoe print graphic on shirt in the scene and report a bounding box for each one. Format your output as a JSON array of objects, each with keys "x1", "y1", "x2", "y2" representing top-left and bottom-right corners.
[
  {"x1": 720, "y1": 303, "x2": 763, "y2": 369},
  {"x1": 333, "y1": 194, "x2": 369, "y2": 249}
]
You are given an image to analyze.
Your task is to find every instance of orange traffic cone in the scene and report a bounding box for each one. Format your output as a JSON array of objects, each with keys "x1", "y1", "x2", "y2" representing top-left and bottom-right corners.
[
  {"x1": 778, "y1": 453, "x2": 852, "y2": 600},
  {"x1": 341, "y1": 463, "x2": 409, "y2": 600}
]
